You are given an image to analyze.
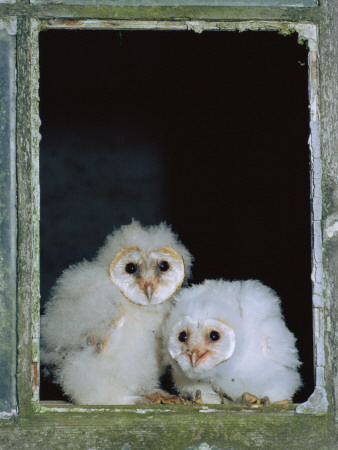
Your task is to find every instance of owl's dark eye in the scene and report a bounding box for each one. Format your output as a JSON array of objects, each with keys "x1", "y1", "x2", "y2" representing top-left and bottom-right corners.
[
  {"x1": 210, "y1": 331, "x2": 220, "y2": 341},
  {"x1": 158, "y1": 260, "x2": 170, "y2": 272},
  {"x1": 125, "y1": 262, "x2": 137, "y2": 274},
  {"x1": 178, "y1": 331, "x2": 188, "y2": 342}
]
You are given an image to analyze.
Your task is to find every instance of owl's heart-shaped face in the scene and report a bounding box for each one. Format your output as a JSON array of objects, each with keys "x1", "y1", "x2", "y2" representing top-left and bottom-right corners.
[
  {"x1": 109, "y1": 246, "x2": 185, "y2": 306},
  {"x1": 168, "y1": 316, "x2": 236, "y2": 375}
]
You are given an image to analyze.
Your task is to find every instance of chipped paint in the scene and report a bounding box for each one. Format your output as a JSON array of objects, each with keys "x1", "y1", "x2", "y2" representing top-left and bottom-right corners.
[
  {"x1": 295, "y1": 387, "x2": 328, "y2": 415},
  {"x1": 325, "y1": 218, "x2": 338, "y2": 239},
  {"x1": 294, "y1": 25, "x2": 328, "y2": 415},
  {"x1": 45, "y1": 19, "x2": 319, "y2": 39},
  {"x1": 185, "y1": 443, "x2": 219, "y2": 450},
  {"x1": 309, "y1": 124, "x2": 323, "y2": 309},
  {"x1": 39, "y1": 404, "x2": 174, "y2": 414},
  {"x1": 186, "y1": 21, "x2": 205, "y2": 34},
  {"x1": 0, "y1": 19, "x2": 17, "y2": 36},
  {"x1": 0, "y1": 409, "x2": 17, "y2": 419},
  {"x1": 292, "y1": 23, "x2": 318, "y2": 51},
  {"x1": 32, "y1": 361, "x2": 39, "y2": 394}
]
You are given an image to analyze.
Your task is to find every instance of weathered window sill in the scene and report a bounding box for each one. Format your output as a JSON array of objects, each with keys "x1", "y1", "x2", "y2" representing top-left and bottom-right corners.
[{"x1": 38, "y1": 400, "x2": 298, "y2": 415}]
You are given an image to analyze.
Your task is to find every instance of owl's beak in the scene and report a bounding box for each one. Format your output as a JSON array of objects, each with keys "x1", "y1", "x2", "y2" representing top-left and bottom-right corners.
[
  {"x1": 143, "y1": 281, "x2": 155, "y2": 302},
  {"x1": 189, "y1": 348, "x2": 209, "y2": 367}
]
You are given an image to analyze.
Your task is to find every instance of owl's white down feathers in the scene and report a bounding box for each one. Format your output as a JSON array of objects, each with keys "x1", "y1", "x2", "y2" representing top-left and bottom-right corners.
[
  {"x1": 163, "y1": 279, "x2": 302, "y2": 404},
  {"x1": 41, "y1": 221, "x2": 193, "y2": 404}
]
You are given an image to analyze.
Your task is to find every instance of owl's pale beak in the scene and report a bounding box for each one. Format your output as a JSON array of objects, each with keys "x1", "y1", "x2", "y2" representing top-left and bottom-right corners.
[
  {"x1": 143, "y1": 281, "x2": 155, "y2": 302},
  {"x1": 191, "y1": 352, "x2": 199, "y2": 367},
  {"x1": 189, "y1": 348, "x2": 209, "y2": 367}
]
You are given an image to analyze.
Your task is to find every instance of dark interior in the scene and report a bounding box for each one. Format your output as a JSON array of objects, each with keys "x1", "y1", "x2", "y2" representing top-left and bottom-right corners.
[{"x1": 39, "y1": 29, "x2": 313, "y2": 403}]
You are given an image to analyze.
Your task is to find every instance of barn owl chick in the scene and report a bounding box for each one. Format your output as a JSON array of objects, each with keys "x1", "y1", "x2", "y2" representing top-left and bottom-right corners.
[
  {"x1": 163, "y1": 280, "x2": 301, "y2": 404},
  {"x1": 41, "y1": 221, "x2": 193, "y2": 404}
]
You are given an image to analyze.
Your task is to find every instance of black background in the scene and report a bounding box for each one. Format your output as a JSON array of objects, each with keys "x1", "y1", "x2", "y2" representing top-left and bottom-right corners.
[{"x1": 39, "y1": 30, "x2": 313, "y2": 402}]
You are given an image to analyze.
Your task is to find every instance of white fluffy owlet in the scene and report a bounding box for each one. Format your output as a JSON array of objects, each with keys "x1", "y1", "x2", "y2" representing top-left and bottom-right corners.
[
  {"x1": 41, "y1": 221, "x2": 193, "y2": 404},
  {"x1": 163, "y1": 279, "x2": 302, "y2": 404}
]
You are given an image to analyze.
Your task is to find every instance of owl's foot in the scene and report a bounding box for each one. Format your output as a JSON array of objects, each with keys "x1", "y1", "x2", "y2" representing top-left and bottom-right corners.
[
  {"x1": 242, "y1": 392, "x2": 290, "y2": 406},
  {"x1": 144, "y1": 390, "x2": 191, "y2": 405},
  {"x1": 272, "y1": 399, "x2": 290, "y2": 405},
  {"x1": 242, "y1": 392, "x2": 270, "y2": 405}
]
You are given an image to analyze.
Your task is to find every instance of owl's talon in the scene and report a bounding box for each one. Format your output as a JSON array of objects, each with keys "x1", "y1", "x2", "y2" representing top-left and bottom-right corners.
[
  {"x1": 242, "y1": 392, "x2": 264, "y2": 405},
  {"x1": 194, "y1": 390, "x2": 202, "y2": 404},
  {"x1": 263, "y1": 396, "x2": 270, "y2": 406},
  {"x1": 179, "y1": 396, "x2": 191, "y2": 405},
  {"x1": 271, "y1": 399, "x2": 290, "y2": 405},
  {"x1": 242, "y1": 392, "x2": 288, "y2": 406},
  {"x1": 144, "y1": 390, "x2": 190, "y2": 405}
]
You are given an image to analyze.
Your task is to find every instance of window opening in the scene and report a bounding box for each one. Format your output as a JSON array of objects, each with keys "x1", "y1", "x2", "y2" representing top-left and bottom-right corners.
[{"x1": 39, "y1": 29, "x2": 313, "y2": 404}]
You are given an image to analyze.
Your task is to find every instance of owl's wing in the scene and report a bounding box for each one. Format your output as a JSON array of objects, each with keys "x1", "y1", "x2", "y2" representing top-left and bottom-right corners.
[
  {"x1": 41, "y1": 260, "x2": 123, "y2": 365},
  {"x1": 257, "y1": 317, "x2": 301, "y2": 370},
  {"x1": 237, "y1": 281, "x2": 301, "y2": 370}
]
